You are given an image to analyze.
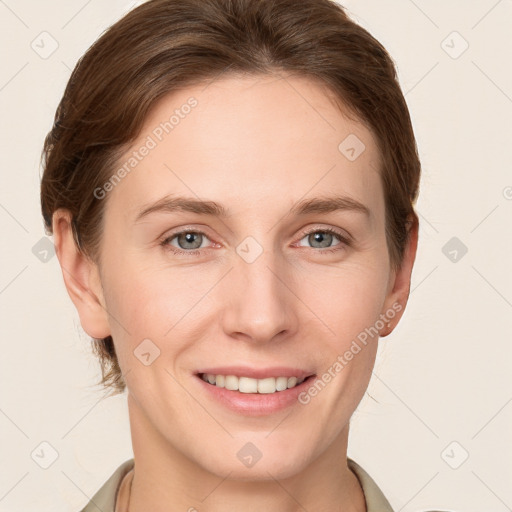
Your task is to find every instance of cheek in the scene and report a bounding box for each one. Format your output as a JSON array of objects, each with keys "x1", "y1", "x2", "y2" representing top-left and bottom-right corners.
[
  {"x1": 110, "y1": 274, "x2": 190, "y2": 337},
  {"x1": 305, "y1": 261, "x2": 390, "y2": 346},
  {"x1": 102, "y1": 255, "x2": 218, "y2": 353}
]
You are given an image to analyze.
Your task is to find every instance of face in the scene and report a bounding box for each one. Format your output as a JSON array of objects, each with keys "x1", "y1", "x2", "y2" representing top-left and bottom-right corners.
[{"x1": 67, "y1": 73, "x2": 415, "y2": 480}]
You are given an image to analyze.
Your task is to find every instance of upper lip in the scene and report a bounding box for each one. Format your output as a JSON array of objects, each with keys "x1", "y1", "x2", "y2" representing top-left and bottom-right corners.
[{"x1": 196, "y1": 366, "x2": 315, "y2": 380}]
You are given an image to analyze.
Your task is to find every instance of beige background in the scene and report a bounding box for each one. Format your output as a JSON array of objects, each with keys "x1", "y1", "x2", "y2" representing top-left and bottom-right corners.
[{"x1": 0, "y1": 1, "x2": 511, "y2": 510}]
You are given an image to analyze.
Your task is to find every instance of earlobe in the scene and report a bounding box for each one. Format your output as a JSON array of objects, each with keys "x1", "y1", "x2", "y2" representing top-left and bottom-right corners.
[
  {"x1": 380, "y1": 213, "x2": 419, "y2": 337},
  {"x1": 52, "y1": 209, "x2": 111, "y2": 339}
]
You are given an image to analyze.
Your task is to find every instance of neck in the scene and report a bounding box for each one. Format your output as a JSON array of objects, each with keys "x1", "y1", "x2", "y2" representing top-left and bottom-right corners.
[{"x1": 126, "y1": 393, "x2": 366, "y2": 512}]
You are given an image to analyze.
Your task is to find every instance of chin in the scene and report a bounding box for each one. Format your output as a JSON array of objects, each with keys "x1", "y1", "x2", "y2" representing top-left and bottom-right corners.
[
  {"x1": 195, "y1": 436, "x2": 314, "y2": 481},
  {"x1": 210, "y1": 456, "x2": 310, "y2": 482}
]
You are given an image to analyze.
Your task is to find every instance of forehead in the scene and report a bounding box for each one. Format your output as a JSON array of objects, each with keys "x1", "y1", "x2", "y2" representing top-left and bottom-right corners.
[{"x1": 105, "y1": 73, "x2": 383, "y2": 223}]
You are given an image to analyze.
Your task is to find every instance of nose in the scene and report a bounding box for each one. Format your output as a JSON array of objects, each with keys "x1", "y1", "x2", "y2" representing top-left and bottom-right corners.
[{"x1": 220, "y1": 247, "x2": 299, "y2": 345}]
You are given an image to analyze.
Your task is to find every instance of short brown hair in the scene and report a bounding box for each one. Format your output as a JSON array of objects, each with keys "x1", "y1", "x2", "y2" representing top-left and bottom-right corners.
[{"x1": 40, "y1": 0, "x2": 421, "y2": 396}]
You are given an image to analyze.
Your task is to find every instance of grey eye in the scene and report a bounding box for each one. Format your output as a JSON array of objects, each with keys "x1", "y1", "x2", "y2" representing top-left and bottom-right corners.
[
  {"x1": 174, "y1": 232, "x2": 206, "y2": 250},
  {"x1": 299, "y1": 231, "x2": 341, "y2": 249}
]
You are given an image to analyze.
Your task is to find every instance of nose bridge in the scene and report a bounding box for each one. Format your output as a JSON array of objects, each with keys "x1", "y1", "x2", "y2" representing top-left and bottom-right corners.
[{"x1": 221, "y1": 240, "x2": 297, "y2": 343}]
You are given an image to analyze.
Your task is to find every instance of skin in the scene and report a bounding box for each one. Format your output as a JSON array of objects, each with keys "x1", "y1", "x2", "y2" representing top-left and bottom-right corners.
[{"x1": 53, "y1": 73, "x2": 418, "y2": 512}]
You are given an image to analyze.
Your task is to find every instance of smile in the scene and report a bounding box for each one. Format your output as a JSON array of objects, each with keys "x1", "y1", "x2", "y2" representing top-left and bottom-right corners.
[{"x1": 199, "y1": 373, "x2": 308, "y2": 394}]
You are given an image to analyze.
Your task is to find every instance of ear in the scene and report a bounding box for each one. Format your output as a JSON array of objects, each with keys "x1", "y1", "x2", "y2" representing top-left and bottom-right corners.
[
  {"x1": 379, "y1": 213, "x2": 419, "y2": 337},
  {"x1": 52, "y1": 209, "x2": 111, "y2": 339}
]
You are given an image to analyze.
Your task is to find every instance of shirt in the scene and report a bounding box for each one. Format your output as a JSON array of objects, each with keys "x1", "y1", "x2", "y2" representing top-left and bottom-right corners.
[{"x1": 78, "y1": 457, "x2": 396, "y2": 512}]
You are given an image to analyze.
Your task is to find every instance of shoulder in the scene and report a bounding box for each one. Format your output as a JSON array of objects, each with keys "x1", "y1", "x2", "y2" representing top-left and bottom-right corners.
[
  {"x1": 347, "y1": 458, "x2": 459, "y2": 512},
  {"x1": 78, "y1": 458, "x2": 134, "y2": 512},
  {"x1": 348, "y1": 457, "x2": 394, "y2": 512}
]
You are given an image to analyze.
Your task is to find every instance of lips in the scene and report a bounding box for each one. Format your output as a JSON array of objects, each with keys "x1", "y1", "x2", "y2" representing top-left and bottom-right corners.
[{"x1": 195, "y1": 369, "x2": 317, "y2": 416}]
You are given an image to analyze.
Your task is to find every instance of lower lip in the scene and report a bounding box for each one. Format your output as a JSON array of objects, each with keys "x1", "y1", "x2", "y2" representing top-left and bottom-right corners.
[{"x1": 195, "y1": 374, "x2": 317, "y2": 416}]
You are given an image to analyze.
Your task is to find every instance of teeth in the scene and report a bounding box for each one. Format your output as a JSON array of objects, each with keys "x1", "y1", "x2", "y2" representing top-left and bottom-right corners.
[
  {"x1": 225, "y1": 375, "x2": 239, "y2": 391},
  {"x1": 240, "y1": 377, "x2": 258, "y2": 393},
  {"x1": 200, "y1": 373, "x2": 308, "y2": 393},
  {"x1": 276, "y1": 376, "x2": 288, "y2": 391}
]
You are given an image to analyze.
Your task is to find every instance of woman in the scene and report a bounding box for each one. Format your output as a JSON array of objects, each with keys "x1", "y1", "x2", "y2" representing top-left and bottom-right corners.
[{"x1": 40, "y1": 0, "x2": 432, "y2": 510}]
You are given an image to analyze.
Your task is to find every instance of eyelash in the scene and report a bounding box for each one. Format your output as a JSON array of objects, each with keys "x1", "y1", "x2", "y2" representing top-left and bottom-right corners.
[{"x1": 159, "y1": 227, "x2": 351, "y2": 257}]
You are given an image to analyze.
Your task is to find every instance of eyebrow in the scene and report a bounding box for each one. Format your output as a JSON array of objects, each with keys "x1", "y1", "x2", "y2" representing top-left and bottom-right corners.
[{"x1": 133, "y1": 194, "x2": 371, "y2": 223}]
